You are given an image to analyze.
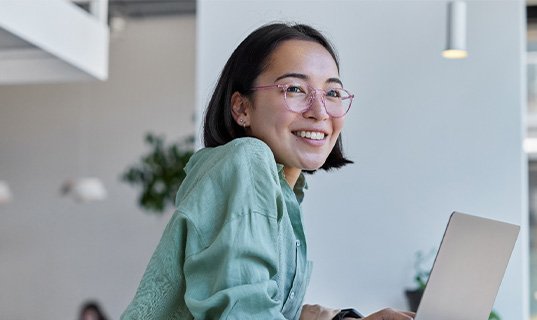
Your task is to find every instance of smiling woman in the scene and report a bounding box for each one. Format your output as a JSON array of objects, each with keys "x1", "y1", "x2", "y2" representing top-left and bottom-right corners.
[
  {"x1": 231, "y1": 39, "x2": 348, "y2": 184},
  {"x1": 121, "y1": 23, "x2": 412, "y2": 320}
]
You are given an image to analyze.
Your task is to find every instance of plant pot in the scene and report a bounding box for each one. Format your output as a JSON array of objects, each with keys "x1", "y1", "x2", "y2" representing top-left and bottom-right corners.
[{"x1": 404, "y1": 288, "x2": 424, "y2": 312}]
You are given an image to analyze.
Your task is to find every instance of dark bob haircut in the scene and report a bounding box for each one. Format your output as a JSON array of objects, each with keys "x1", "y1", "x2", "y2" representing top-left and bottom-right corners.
[
  {"x1": 203, "y1": 22, "x2": 353, "y2": 171},
  {"x1": 79, "y1": 301, "x2": 108, "y2": 320}
]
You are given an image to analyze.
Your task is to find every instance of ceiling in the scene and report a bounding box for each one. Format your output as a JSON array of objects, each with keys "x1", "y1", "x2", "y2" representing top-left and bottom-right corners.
[
  {"x1": 74, "y1": 0, "x2": 196, "y2": 18},
  {"x1": 1, "y1": 1, "x2": 533, "y2": 55}
]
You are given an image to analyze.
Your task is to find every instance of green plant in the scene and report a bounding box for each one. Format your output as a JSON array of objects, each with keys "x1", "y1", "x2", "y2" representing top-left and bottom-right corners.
[
  {"x1": 488, "y1": 310, "x2": 501, "y2": 320},
  {"x1": 413, "y1": 248, "x2": 436, "y2": 290},
  {"x1": 121, "y1": 133, "x2": 194, "y2": 213}
]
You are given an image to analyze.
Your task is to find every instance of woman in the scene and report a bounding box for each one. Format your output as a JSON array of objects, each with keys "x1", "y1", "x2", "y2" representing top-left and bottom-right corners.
[{"x1": 122, "y1": 23, "x2": 414, "y2": 320}]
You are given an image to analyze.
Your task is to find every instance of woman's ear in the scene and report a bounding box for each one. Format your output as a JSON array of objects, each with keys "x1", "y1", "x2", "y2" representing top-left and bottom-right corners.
[{"x1": 231, "y1": 91, "x2": 251, "y2": 128}]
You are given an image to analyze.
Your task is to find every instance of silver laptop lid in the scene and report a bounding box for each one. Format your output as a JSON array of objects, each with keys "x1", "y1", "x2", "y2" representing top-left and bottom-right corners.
[{"x1": 415, "y1": 212, "x2": 519, "y2": 320}]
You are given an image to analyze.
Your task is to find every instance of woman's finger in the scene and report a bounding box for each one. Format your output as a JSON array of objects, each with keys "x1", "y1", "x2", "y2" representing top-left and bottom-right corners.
[{"x1": 399, "y1": 310, "x2": 416, "y2": 318}]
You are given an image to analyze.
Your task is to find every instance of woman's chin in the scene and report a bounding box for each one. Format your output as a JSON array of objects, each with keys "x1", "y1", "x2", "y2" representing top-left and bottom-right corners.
[{"x1": 300, "y1": 160, "x2": 326, "y2": 171}]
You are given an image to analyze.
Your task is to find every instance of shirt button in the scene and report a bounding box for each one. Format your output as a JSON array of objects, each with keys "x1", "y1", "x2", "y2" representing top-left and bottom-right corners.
[
  {"x1": 296, "y1": 240, "x2": 301, "y2": 247},
  {"x1": 290, "y1": 291, "x2": 295, "y2": 299}
]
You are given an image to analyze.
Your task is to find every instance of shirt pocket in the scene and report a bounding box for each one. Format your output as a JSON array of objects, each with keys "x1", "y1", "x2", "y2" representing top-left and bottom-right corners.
[{"x1": 281, "y1": 240, "x2": 311, "y2": 319}]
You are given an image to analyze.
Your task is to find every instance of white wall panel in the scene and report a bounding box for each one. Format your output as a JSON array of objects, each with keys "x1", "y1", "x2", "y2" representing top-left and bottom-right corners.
[{"x1": 197, "y1": 1, "x2": 528, "y2": 318}]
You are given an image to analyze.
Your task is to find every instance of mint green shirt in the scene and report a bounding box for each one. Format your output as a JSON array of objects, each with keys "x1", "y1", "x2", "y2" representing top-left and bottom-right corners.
[{"x1": 121, "y1": 137, "x2": 312, "y2": 320}]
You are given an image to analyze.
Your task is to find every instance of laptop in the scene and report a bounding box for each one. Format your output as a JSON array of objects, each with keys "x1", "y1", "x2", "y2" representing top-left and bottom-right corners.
[{"x1": 414, "y1": 212, "x2": 520, "y2": 320}]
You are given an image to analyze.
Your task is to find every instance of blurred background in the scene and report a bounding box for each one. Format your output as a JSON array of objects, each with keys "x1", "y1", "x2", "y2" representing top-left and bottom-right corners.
[{"x1": 0, "y1": 0, "x2": 533, "y2": 319}]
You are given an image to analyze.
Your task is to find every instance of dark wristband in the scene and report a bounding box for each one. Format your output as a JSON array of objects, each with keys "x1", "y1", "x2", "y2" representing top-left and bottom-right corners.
[{"x1": 332, "y1": 308, "x2": 363, "y2": 319}]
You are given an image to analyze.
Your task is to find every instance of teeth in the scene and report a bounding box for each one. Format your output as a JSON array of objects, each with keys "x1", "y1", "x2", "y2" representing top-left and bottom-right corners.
[{"x1": 295, "y1": 131, "x2": 325, "y2": 140}]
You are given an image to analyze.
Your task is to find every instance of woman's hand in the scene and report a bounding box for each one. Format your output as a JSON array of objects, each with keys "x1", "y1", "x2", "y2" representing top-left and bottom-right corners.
[
  {"x1": 360, "y1": 308, "x2": 415, "y2": 320},
  {"x1": 300, "y1": 304, "x2": 340, "y2": 320}
]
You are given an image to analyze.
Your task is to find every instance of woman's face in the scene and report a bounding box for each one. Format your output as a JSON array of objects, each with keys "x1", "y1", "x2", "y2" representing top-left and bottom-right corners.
[{"x1": 240, "y1": 40, "x2": 346, "y2": 179}]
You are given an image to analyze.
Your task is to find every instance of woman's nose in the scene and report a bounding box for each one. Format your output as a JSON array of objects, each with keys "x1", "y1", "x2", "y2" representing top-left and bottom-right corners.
[{"x1": 303, "y1": 91, "x2": 329, "y2": 120}]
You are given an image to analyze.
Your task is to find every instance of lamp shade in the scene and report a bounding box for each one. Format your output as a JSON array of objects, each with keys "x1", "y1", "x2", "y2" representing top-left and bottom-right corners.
[
  {"x1": 62, "y1": 177, "x2": 107, "y2": 202},
  {"x1": 442, "y1": 1, "x2": 468, "y2": 59},
  {"x1": 0, "y1": 180, "x2": 13, "y2": 204}
]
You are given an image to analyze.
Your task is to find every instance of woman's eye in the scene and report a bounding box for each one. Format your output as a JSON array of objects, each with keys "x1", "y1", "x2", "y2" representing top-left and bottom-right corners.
[
  {"x1": 286, "y1": 86, "x2": 305, "y2": 94},
  {"x1": 326, "y1": 89, "x2": 342, "y2": 98}
]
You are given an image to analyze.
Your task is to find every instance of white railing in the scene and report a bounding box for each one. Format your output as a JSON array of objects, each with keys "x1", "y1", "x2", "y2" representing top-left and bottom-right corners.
[{"x1": 0, "y1": 0, "x2": 109, "y2": 84}]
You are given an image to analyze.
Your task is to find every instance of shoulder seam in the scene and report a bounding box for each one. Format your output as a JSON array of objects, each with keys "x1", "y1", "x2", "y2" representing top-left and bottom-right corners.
[{"x1": 176, "y1": 209, "x2": 206, "y2": 252}]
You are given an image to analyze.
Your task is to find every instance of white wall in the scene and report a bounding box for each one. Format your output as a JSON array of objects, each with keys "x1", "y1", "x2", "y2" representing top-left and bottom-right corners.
[
  {"x1": 197, "y1": 0, "x2": 528, "y2": 318},
  {"x1": 0, "y1": 16, "x2": 196, "y2": 319}
]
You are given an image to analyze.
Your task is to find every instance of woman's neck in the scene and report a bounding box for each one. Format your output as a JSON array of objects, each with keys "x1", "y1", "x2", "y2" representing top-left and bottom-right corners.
[{"x1": 283, "y1": 166, "x2": 301, "y2": 189}]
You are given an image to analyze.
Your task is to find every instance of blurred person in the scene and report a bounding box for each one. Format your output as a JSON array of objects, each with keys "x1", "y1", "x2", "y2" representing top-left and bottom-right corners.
[{"x1": 79, "y1": 301, "x2": 108, "y2": 320}]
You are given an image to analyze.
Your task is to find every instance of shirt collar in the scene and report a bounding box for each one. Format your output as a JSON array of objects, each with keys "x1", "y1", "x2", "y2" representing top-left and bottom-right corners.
[{"x1": 276, "y1": 164, "x2": 308, "y2": 204}]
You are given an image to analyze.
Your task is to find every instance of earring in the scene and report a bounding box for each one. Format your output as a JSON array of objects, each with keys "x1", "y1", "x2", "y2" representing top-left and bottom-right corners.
[{"x1": 239, "y1": 119, "x2": 246, "y2": 128}]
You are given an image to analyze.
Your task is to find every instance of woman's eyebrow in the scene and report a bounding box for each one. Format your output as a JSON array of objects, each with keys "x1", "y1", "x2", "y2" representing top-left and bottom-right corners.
[
  {"x1": 327, "y1": 77, "x2": 343, "y2": 86},
  {"x1": 274, "y1": 73, "x2": 307, "y2": 82},
  {"x1": 275, "y1": 73, "x2": 344, "y2": 87}
]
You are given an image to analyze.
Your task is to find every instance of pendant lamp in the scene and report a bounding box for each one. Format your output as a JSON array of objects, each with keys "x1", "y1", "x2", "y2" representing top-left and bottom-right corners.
[
  {"x1": 61, "y1": 90, "x2": 107, "y2": 203},
  {"x1": 442, "y1": 1, "x2": 468, "y2": 59},
  {"x1": 0, "y1": 180, "x2": 13, "y2": 204},
  {"x1": 61, "y1": 178, "x2": 107, "y2": 202}
]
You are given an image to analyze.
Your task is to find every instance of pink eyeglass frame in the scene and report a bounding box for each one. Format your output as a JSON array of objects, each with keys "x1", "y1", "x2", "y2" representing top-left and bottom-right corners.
[{"x1": 250, "y1": 83, "x2": 354, "y2": 118}]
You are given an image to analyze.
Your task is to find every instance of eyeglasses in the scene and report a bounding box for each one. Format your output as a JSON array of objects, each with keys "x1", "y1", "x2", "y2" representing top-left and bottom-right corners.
[{"x1": 250, "y1": 83, "x2": 354, "y2": 118}]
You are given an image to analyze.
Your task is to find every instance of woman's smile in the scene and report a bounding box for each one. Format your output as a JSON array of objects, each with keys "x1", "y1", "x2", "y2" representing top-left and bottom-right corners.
[{"x1": 292, "y1": 130, "x2": 326, "y2": 140}]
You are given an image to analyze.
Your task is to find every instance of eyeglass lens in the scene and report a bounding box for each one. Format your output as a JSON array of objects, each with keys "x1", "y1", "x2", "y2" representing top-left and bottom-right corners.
[{"x1": 284, "y1": 87, "x2": 352, "y2": 117}]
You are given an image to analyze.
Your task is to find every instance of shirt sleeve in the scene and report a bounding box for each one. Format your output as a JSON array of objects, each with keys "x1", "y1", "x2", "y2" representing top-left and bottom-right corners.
[
  {"x1": 120, "y1": 212, "x2": 190, "y2": 320},
  {"x1": 122, "y1": 138, "x2": 291, "y2": 320},
  {"x1": 182, "y1": 139, "x2": 288, "y2": 319},
  {"x1": 183, "y1": 210, "x2": 287, "y2": 319}
]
